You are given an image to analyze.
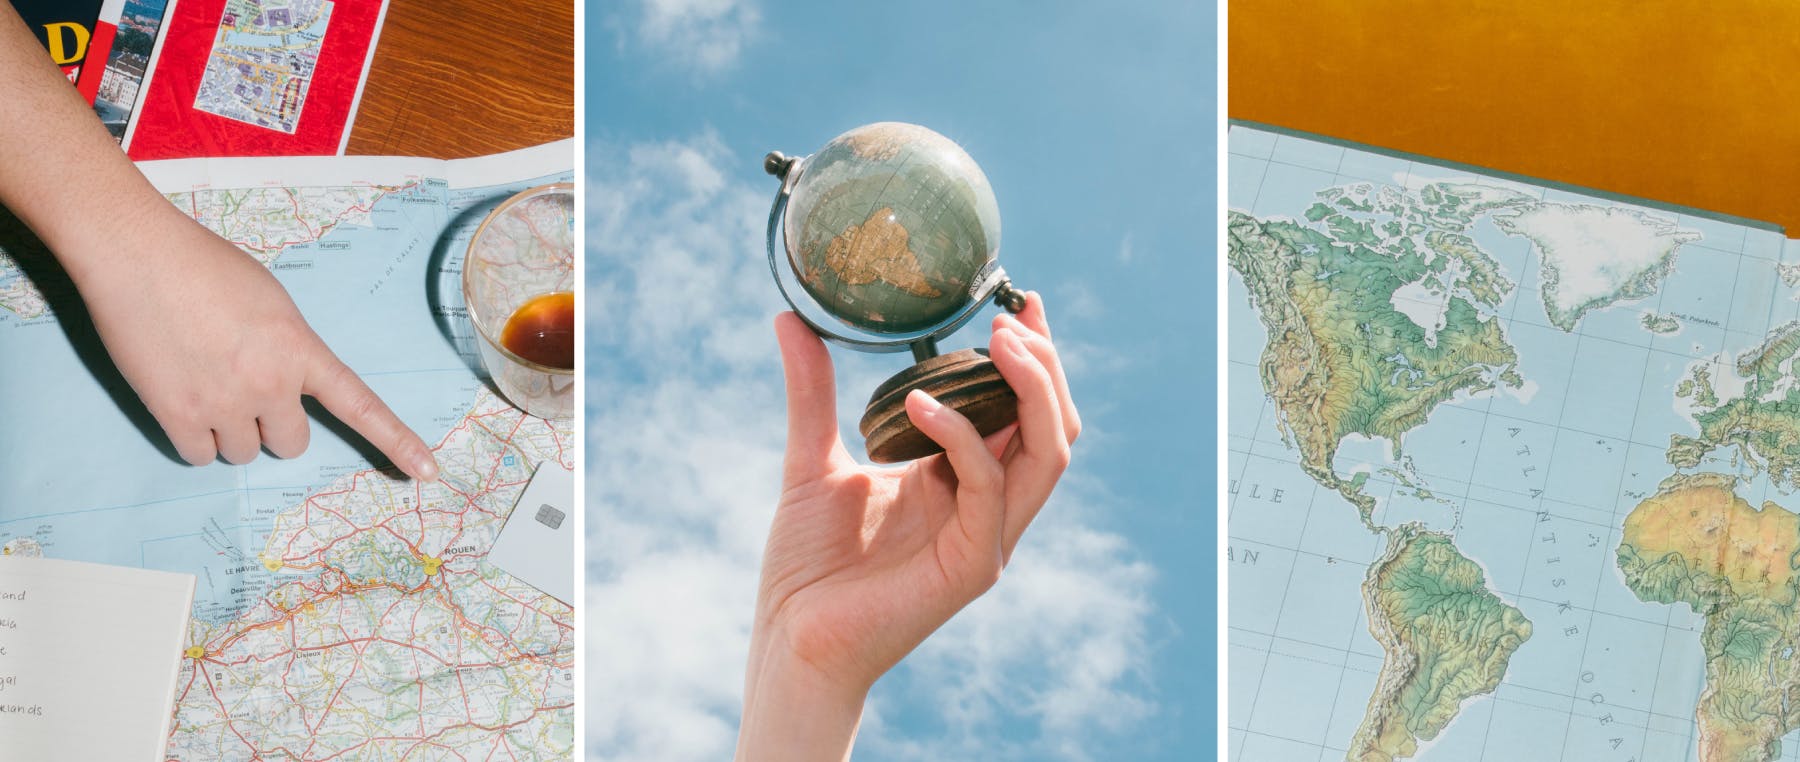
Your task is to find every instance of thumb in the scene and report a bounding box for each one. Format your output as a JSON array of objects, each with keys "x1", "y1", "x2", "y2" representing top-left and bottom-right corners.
[{"x1": 774, "y1": 312, "x2": 844, "y2": 483}]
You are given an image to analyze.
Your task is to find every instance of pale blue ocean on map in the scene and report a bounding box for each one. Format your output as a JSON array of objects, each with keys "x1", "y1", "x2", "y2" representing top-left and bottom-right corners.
[
  {"x1": 1229, "y1": 125, "x2": 1800, "y2": 761},
  {"x1": 0, "y1": 170, "x2": 567, "y2": 621}
]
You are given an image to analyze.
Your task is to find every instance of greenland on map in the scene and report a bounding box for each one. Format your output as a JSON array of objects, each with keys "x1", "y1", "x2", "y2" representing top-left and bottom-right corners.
[
  {"x1": 194, "y1": 0, "x2": 334, "y2": 133},
  {"x1": 1228, "y1": 123, "x2": 1800, "y2": 762},
  {"x1": 0, "y1": 143, "x2": 575, "y2": 759}
]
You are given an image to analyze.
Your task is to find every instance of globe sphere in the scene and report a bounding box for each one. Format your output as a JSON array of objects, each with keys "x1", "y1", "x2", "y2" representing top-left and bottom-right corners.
[{"x1": 782, "y1": 122, "x2": 1001, "y2": 333}]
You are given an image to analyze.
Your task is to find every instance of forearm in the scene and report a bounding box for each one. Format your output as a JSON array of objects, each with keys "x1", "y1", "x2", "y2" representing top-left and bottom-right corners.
[
  {"x1": 736, "y1": 621, "x2": 867, "y2": 762},
  {"x1": 0, "y1": 5, "x2": 184, "y2": 288}
]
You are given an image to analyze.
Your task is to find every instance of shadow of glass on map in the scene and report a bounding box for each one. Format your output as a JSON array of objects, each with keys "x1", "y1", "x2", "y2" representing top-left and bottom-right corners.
[
  {"x1": 426, "y1": 199, "x2": 504, "y2": 399},
  {"x1": 0, "y1": 206, "x2": 185, "y2": 465}
]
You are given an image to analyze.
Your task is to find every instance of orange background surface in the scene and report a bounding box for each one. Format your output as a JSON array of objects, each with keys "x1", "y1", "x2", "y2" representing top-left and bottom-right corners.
[{"x1": 1229, "y1": 1, "x2": 1800, "y2": 231}]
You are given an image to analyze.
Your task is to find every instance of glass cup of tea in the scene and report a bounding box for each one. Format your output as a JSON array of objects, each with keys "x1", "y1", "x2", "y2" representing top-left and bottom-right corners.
[{"x1": 462, "y1": 183, "x2": 575, "y2": 420}]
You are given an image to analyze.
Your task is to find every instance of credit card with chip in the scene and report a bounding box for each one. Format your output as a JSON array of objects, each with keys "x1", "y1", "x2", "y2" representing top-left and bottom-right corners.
[{"x1": 486, "y1": 463, "x2": 575, "y2": 605}]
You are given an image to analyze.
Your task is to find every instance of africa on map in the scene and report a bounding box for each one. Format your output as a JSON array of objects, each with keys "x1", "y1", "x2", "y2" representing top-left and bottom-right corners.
[
  {"x1": 1229, "y1": 124, "x2": 1800, "y2": 762},
  {"x1": 0, "y1": 143, "x2": 575, "y2": 760}
]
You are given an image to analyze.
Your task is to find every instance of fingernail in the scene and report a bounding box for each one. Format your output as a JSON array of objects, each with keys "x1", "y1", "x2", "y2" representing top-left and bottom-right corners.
[
  {"x1": 415, "y1": 453, "x2": 440, "y2": 482},
  {"x1": 909, "y1": 388, "x2": 943, "y2": 415}
]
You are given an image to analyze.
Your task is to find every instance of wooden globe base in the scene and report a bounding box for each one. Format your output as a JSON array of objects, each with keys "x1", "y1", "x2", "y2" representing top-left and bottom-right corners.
[{"x1": 859, "y1": 348, "x2": 1018, "y2": 464}]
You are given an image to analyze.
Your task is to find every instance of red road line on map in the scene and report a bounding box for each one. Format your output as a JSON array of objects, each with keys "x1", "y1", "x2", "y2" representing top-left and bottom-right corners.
[
  {"x1": 178, "y1": 403, "x2": 573, "y2": 757},
  {"x1": 284, "y1": 188, "x2": 321, "y2": 241},
  {"x1": 310, "y1": 703, "x2": 573, "y2": 761}
]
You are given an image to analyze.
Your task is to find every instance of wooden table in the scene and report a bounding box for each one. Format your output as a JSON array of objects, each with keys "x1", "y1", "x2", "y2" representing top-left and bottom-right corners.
[
  {"x1": 346, "y1": 0, "x2": 573, "y2": 158},
  {"x1": 1231, "y1": 1, "x2": 1800, "y2": 231}
]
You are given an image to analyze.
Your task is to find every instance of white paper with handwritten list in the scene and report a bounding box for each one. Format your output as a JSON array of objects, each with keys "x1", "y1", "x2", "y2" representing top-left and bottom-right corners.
[{"x1": 0, "y1": 556, "x2": 193, "y2": 760}]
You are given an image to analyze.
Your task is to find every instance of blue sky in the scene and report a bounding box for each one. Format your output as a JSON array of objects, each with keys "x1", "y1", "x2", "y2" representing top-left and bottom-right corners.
[{"x1": 584, "y1": 1, "x2": 1212, "y2": 759}]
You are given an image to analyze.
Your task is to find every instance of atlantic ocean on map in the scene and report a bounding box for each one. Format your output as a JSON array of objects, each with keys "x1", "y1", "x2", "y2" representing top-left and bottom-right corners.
[{"x1": 1229, "y1": 124, "x2": 1800, "y2": 762}]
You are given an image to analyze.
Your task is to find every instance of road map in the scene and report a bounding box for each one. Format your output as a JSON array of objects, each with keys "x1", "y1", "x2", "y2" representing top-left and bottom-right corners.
[
  {"x1": 0, "y1": 142, "x2": 575, "y2": 760},
  {"x1": 1229, "y1": 123, "x2": 1800, "y2": 762},
  {"x1": 194, "y1": 0, "x2": 334, "y2": 132}
]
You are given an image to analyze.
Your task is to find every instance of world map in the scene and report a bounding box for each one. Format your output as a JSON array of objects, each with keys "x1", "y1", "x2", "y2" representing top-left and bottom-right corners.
[
  {"x1": 1229, "y1": 124, "x2": 1800, "y2": 762},
  {"x1": 0, "y1": 144, "x2": 575, "y2": 760}
]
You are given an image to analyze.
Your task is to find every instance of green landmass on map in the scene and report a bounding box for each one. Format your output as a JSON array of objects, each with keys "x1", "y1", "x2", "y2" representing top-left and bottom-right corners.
[
  {"x1": 1228, "y1": 207, "x2": 1521, "y2": 524},
  {"x1": 1643, "y1": 312, "x2": 1682, "y2": 335},
  {"x1": 1668, "y1": 323, "x2": 1800, "y2": 489},
  {"x1": 1350, "y1": 524, "x2": 1532, "y2": 762},
  {"x1": 1378, "y1": 465, "x2": 1450, "y2": 506},
  {"x1": 1676, "y1": 363, "x2": 1721, "y2": 408},
  {"x1": 1736, "y1": 322, "x2": 1800, "y2": 395},
  {"x1": 1619, "y1": 473, "x2": 1800, "y2": 762}
]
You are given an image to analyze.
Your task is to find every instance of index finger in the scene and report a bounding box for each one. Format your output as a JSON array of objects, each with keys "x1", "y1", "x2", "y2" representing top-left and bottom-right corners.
[{"x1": 304, "y1": 352, "x2": 439, "y2": 481}]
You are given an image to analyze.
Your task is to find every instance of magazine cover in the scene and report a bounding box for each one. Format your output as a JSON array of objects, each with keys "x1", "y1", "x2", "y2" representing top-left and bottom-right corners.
[
  {"x1": 12, "y1": 0, "x2": 106, "y2": 87},
  {"x1": 84, "y1": 0, "x2": 177, "y2": 139}
]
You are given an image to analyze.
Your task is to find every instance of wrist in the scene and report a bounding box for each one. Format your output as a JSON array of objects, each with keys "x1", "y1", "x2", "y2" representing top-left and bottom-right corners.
[
  {"x1": 55, "y1": 192, "x2": 190, "y2": 292},
  {"x1": 736, "y1": 620, "x2": 871, "y2": 762}
]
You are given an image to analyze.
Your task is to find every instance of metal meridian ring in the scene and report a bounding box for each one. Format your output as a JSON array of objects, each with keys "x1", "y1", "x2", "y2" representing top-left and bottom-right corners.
[{"x1": 763, "y1": 152, "x2": 1007, "y2": 354}]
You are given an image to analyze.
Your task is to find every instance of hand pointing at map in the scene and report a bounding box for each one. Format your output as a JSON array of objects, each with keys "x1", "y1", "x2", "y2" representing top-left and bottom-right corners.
[
  {"x1": 0, "y1": 6, "x2": 438, "y2": 479},
  {"x1": 76, "y1": 215, "x2": 441, "y2": 479}
]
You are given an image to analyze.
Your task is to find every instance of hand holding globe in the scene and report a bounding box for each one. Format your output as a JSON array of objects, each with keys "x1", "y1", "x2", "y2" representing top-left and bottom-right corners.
[{"x1": 764, "y1": 122, "x2": 1028, "y2": 462}]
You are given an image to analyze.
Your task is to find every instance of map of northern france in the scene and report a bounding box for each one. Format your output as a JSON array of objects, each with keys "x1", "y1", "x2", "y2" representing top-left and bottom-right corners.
[
  {"x1": 169, "y1": 392, "x2": 574, "y2": 760},
  {"x1": 1228, "y1": 125, "x2": 1800, "y2": 762},
  {"x1": 0, "y1": 144, "x2": 574, "y2": 759}
]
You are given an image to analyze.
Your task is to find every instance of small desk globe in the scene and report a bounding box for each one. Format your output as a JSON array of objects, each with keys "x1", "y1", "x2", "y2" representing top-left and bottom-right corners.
[
  {"x1": 765, "y1": 122, "x2": 1026, "y2": 463},
  {"x1": 783, "y1": 122, "x2": 1001, "y2": 333}
]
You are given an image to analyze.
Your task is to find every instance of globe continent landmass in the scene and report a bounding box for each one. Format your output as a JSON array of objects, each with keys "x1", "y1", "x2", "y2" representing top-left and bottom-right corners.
[{"x1": 785, "y1": 122, "x2": 1000, "y2": 333}]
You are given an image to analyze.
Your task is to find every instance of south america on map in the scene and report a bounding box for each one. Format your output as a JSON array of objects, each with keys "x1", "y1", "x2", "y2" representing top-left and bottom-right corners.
[
  {"x1": 0, "y1": 143, "x2": 575, "y2": 759},
  {"x1": 1229, "y1": 124, "x2": 1800, "y2": 762}
]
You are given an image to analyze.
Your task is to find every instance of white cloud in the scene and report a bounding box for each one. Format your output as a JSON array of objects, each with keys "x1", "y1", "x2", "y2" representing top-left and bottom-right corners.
[
  {"x1": 859, "y1": 518, "x2": 1156, "y2": 760},
  {"x1": 585, "y1": 133, "x2": 1159, "y2": 761},
  {"x1": 616, "y1": 0, "x2": 760, "y2": 75}
]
